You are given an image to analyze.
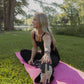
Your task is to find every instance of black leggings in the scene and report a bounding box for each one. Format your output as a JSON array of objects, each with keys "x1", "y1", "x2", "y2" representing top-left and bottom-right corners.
[{"x1": 20, "y1": 48, "x2": 60, "y2": 68}]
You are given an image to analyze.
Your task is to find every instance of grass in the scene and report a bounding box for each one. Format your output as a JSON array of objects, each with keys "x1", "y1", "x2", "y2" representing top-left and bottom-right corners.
[{"x1": 0, "y1": 31, "x2": 84, "y2": 83}]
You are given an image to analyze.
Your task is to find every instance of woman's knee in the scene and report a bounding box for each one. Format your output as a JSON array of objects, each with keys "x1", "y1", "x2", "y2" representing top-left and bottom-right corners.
[
  {"x1": 51, "y1": 56, "x2": 60, "y2": 68},
  {"x1": 20, "y1": 49, "x2": 31, "y2": 55}
]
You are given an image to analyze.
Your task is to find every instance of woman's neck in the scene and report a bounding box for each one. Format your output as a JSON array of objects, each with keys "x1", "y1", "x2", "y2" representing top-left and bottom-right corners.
[{"x1": 36, "y1": 28, "x2": 43, "y2": 35}]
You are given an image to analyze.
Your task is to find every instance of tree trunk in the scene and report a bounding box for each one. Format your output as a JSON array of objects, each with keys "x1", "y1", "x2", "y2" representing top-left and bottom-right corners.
[
  {"x1": 78, "y1": 15, "x2": 80, "y2": 26},
  {"x1": 0, "y1": 12, "x2": 1, "y2": 29},
  {"x1": 0, "y1": 0, "x2": 3, "y2": 32},
  {"x1": 0, "y1": 7, "x2": 1, "y2": 32},
  {"x1": 4, "y1": 0, "x2": 9, "y2": 30},
  {"x1": 9, "y1": 0, "x2": 16, "y2": 30},
  {"x1": 4, "y1": 0, "x2": 16, "y2": 31},
  {"x1": 0, "y1": 18, "x2": 1, "y2": 32}
]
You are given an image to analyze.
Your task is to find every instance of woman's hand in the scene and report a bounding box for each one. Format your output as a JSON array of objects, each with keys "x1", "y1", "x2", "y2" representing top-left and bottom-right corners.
[
  {"x1": 41, "y1": 54, "x2": 52, "y2": 64},
  {"x1": 28, "y1": 58, "x2": 33, "y2": 64}
]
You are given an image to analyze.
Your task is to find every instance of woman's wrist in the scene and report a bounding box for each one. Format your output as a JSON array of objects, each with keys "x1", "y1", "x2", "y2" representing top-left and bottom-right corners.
[
  {"x1": 44, "y1": 51, "x2": 50, "y2": 54},
  {"x1": 44, "y1": 51, "x2": 50, "y2": 56},
  {"x1": 30, "y1": 57, "x2": 34, "y2": 60}
]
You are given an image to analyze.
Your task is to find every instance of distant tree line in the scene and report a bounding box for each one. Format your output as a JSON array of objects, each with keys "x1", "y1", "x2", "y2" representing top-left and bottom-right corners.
[
  {"x1": 34, "y1": 0, "x2": 84, "y2": 26},
  {"x1": 34, "y1": 0, "x2": 84, "y2": 36},
  {"x1": 0, "y1": 0, "x2": 84, "y2": 36}
]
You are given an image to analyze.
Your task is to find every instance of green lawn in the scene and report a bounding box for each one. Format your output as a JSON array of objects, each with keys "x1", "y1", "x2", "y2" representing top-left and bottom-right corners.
[{"x1": 0, "y1": 31, "x2": 84, "y2": 84}]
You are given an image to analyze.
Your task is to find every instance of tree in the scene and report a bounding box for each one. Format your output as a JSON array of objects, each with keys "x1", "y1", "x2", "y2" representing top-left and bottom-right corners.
[
  {"x1": 60, "y1": 0, "x2": 80, "y2": 26},
  {"x1": 3, "y1": 0, "x2": 29, "y2": 31},
  {"x1": 43, "y1": 6, "x2": 57, "y2": 26},
  {"x1": 60, "y1": 0, "x2": 84, "y2": 26},
  {"x1": 0, "y1": 0, "x2": 3, "y2": 32},
  {"x1": 76, "y1": 0, "x2": 84, "y2": 24},
  {"x1": 14, "y1": 0, "x2": 29, "y2": 25},
  {"x1": 4, "y1": 0, "x2": 16, "y2": 31},
  {"x1": 61, "y1": 17, "x2": 69, "y2": 25},
  {"x1": 33, "y1": 0, "x2": 59, "y2": 27}
]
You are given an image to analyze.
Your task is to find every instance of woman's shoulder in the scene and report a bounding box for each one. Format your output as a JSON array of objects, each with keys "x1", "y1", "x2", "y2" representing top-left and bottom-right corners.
[
  {"x1": 42, "y1": 33, "x2": 53, "y2": 42},
  {"x1": 42, "y1": 33, "x2": 51, "y2": 40}
]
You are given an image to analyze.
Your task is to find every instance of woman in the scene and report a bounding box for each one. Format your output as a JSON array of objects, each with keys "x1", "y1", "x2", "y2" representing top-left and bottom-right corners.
[{"x1": 20, "y1": 12, "x2": 60, "y2": 84}]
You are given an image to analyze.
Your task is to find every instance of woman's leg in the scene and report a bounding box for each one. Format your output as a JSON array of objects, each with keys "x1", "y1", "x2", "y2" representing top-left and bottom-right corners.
[
  {"x1": 20, "y1": 49, "x2": 31, "y2": 63},
  {"x1": 51, "y1": 54, "x2": 60, "y2": 68},
  {"x1": 51, "y1": 47, "x2": 60, "y2": 68},
  {"x1": 20, "y1": 49, "x2": 42, "y2": 63},
  {"x1": 54, "y1": 47, "x2": 60, "y2": 60}
]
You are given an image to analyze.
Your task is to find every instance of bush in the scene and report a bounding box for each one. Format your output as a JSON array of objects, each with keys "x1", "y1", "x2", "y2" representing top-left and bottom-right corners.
[
  {"x1": 14, "y1": 28, "x2": 23, "y2": 31},
  {"x1": 77, "y1": 24, "x2": 84, "y2": 34},
  {"x1": 51, "y1": 24, "x2": 84, "y2": 37}
]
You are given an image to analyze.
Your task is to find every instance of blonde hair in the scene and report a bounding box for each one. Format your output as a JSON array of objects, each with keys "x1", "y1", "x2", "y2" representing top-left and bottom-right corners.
[{"x1": 35, "y1": 12, "x2": 56, "y2": 47}]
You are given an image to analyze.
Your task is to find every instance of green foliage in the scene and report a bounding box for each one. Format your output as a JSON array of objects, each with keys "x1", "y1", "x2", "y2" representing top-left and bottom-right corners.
[
  {"x1": 60, "y1": 0, "x2": 79, "y2": 25},
  {"x1": 60, "y1": 0, "x2": 84, "y2": 25},
  {"x1": 15, "y1": 0, "x2": 29, "y2": 15},
  {"x1": 14, "y1": 18, "x2": 24, "y2": 25},
  {"x1": 52, "y1": 24, "x2": 84, "y2": 37},
  {"x1": 24, "y1": 17, "x2": 33, "y2": 26},
  {"x1": 51, "y1": 13, "x2": 69, "y2": 26},
  {"x1": 77, "y1": 0, "x2": 84, "y2": 24},
  {"x1": 77, "y1": 24, "x2": 84, "y2": 37}
]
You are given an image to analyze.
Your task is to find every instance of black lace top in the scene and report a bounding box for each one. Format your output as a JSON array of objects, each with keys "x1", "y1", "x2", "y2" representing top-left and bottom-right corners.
[{"x1": 34, "y1": 32, "x2": 54, "y2": 55}]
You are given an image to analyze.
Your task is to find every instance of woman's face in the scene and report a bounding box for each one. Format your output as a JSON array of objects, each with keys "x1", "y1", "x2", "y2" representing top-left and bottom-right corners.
[{"x1": 32, "y1": 15, "x2": 39, "y2": 29}]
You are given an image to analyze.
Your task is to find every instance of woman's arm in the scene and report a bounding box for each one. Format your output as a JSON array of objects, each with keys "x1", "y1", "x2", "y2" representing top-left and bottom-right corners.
[
  {"x1": 41, "y1": 33, "x2": 52, "y2": 64},
  {"x1": 28, "y1": 30, "x2": 38, "y2": 64}
]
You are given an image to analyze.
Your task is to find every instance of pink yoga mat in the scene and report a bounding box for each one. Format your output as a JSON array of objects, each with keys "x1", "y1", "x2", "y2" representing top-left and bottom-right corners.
[{"x1": 15, "y1": 52, "x2": 84, "y2": 84}]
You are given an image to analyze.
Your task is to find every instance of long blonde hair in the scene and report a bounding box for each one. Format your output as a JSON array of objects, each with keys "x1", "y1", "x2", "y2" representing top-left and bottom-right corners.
[{"x1": 35, "y1": 12, "x2": 56, "y2": 47}]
